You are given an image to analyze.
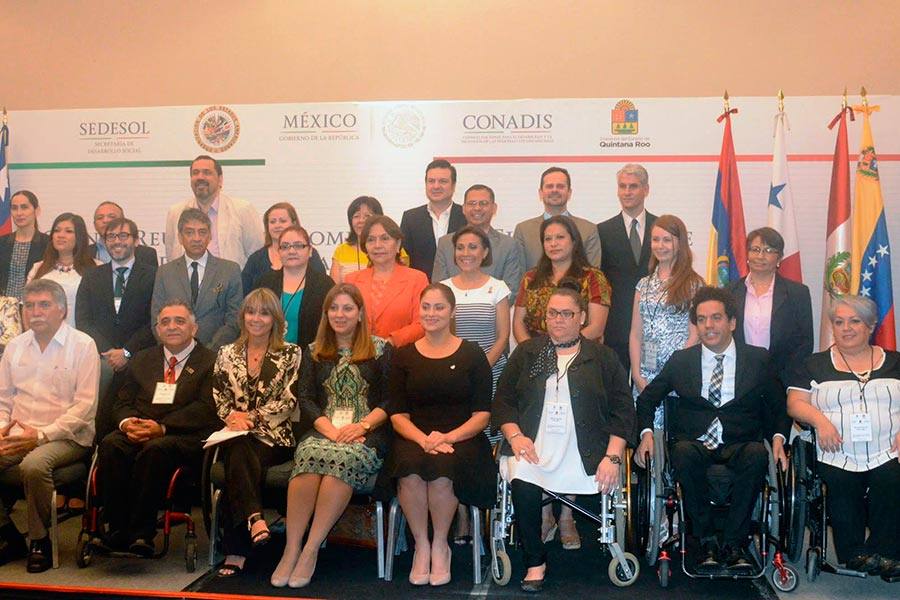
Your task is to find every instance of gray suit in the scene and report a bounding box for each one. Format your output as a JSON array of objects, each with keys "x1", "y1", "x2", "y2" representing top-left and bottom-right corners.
[
  {"x1": 513, "y1": 214, "x2": 602, "y2": 270},
  {"x1": 432, "y1": 227, "x2": 526, "y2": 302},
  {"x1": 150, "y1": 254, "x2": 242, "y2": 350}
]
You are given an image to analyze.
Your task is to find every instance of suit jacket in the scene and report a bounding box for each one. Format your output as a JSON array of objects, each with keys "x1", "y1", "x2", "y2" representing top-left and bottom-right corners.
[
  {"x1": 400, "y1": 203, "x2": 466, "y2": 280},
  {"x1": 89, "y1": 243, "x2": 158, "y2": 267},
  {"x1": 345, "y1": 265, "x2": 427, "y2": 347},
  {"x1": 75, "y1": 259, "x2": 158, "y2": 354},
  {"x1": 113, "y1": 343, "x2": 219, "y2": 438},
  {"x1": 257, "y1": 267, "x2": 335, "y2": 349},
  {"x1": 513, "y1": 214, "x2": 603, "y2": 271},
  {"x1": 150, "y1": 254, "x2": 242, "y2": 351},
  {"x1": 164, "y1": 192, "x2": 264, "y2": 268},
  {"x1": 636, "y1": 342, "x2": 791, "y2": 445},
  {"x1": 727, "y1": 274, "x2": 813, "y2": 385},
  {"x1": 431, "y1": 226, "x2": 525, "y2": 302},
  {"x1": 597, "y1": 211, "x2": 657, "y2": 368},
  {"x1": 241, "y1": 245, "x2": 327, "y2": 295},
  {"x1": 0, "y1": 230, "x2": 50, "y2": 296}
]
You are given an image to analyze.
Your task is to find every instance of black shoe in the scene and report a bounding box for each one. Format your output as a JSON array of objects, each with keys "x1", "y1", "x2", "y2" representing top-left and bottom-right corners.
[
  {"x1": 846, "y1": 553, "x2": 883, "y2": 574},
  {"x1": 879, "y1": 558, "x2": 900, "y2": 583},
  {"x1": 0, "y1": 527, "x2": 28, "y2": 566},
  {"x1": 724, "y1": 545, "x2": 752, "y2": 571},
  {"x1": 696, "y1": 541, "x2": 719, "y2": 573},
  {"x1": 520, "y1": 577, "x2": 544, "y2": 593},
  {"x1": 128, "y1": 537, "x2": 155, "y2": 558},
  {"x1": 26, "y1": 537, "x2": 51, "y2": 573}
]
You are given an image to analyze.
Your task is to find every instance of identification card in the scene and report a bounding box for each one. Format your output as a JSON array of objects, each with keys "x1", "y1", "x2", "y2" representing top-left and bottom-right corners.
[
  {"x1": 850, "y1": 412, "x2": 873, "y2": 443},
  {"x1": 152, "y1": 382, "x2": 177, "y2": 405},
  {"x1": 545, "y1": 404, "x2": 568, "y2": 435},
  {"x1": 642, "y1": 342, "x2": 659, "y2": 371},
  {"x1": 332, "y1": 409, "x2": 354, "y2": 429}
]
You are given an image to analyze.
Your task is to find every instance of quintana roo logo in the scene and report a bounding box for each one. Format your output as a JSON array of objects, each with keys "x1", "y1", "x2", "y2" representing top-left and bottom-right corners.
[
  {"x1": 382, "y1": 105, "x2": 426, "y2": 148},
  {"x1": 194, "y1": 106, "x2": 240, "y2": 153},
  {"x1": 611, "y1": 99, "x2": 638, "y2": 135}
]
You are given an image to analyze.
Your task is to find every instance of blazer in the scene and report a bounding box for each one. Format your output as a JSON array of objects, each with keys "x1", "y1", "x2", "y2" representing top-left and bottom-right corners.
[
  {"x1": 256, "y1": 267, "x2": 335, "y2": 349},
  {"x1": 400, "y1": 203, "x2": 466, "y2": 280},
  {"x1": 727, "y1": 274, "x2": 814, "y2": 385},
  {"x1": 150, "y1": 254, "x2": 242, "y2": 351},
  {"x1": 0, "y1": 230, "x2": 50, "y2": 296},
  {"x1": 597, "y1": 211, "x2": 657, "y2": 368},
  {"x1": 345, "y1": 265, "x2": 427, "y2": 347},
  {"x1": 431, "y1": 226, "x2": 526, "y2": 302},
  {"x1": 75, "y1": 259, "x2": 158, "y2": 354},
  {"x1": 492, "y1": 336, "x2": 635, "y2": 475},
  {"x1": 113, "y1": 342, "x2": 219, "y2": 439},
  {"x1": 88, "y1": 243, "x2": 158, "y2": 267},
  {"x1": 635, "y1": 342, "x2": 791, "y2": 445},
  {"x1": 241, "y1": 245, "x2": 327, "y2": 295},
  {"x1": 513, "y1": 214, "x2": 603, "y2": 271}
]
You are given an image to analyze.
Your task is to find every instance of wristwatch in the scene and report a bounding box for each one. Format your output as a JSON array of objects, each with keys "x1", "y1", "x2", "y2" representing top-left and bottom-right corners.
[
  {"x1": 123, "y1": 348, "x2": 132, "y2": 359},
  {"x1": 604, "y1": 454, "x2": 622, "y2": 465},
  {"x1": 37, "y1": 430, "x2": 48, "y2": 445},
  {"x1": 360, "y1": 421, "x2": 371, "y2": 433}
]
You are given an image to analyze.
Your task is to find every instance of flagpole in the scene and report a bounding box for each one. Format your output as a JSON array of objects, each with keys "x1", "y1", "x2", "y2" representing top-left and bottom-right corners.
[{"x1": 777, "y1": 89, "x2": 784, "y2": 113}]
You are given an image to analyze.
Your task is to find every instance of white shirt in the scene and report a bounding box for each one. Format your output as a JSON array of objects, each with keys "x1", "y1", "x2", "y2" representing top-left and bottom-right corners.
[
  {"x1": 427, "y1": 202, "x2": 452, "y2": 245},
  {"x1": 621, "y1": 209, "x2": 647, "y2": 245},
  {"x1": 110, "y1": 256, "x2": 136, "y2": 313},
  {"x1": 0, "y1": 323, "x2": 99, "y2": 446},
  {"x1": 206, "y1": 196, "x2": 221, "y2": 257},
  {"x1": 701, "y1": 339, "x2": 737, "y2": 406},
  {"x1": 185, "y1": 251, "x2": 210, "y2": 288}
]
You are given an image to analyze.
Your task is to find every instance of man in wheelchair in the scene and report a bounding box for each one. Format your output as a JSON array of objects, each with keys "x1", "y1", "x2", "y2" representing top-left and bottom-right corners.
[
  {"x1": 94, "y1": 300, "x2": 218, "y2": 556},
  {"x1": 635, "y1": 287, "x2": 789, "y2": 573}
]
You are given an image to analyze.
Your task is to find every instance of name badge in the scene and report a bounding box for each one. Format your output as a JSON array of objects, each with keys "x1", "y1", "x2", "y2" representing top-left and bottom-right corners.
[
  {"x1": 545, "y1": 404, "x2": 568, "y2": 435},
  {"x1": 850, "y1": 413, "x2": 873, "y2": 443},
  {"x1": 332, "y1": 409, "x2": 354, "y2": 429},
  {"x1": 642, "y1": 342, "x2": 659, "y2": 371},
  {"x1": 152, "y1": 382, "x2": 177, "y2": 405}
]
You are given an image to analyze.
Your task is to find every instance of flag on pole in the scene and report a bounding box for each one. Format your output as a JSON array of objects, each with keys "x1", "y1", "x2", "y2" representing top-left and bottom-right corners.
[
  {"x1": 849, "y1": 102, "x2": 895, "y2": 350},
  {"x1": 706, "y1": 106, "x2": 748, "y2": 287},
  {"x1": 819, "y1": 106, "x2": 854, "y2": 350},
  {"x1": 767, "y1": 110, "x2": 803, "y2": 282},
  {"x1": 0, "y1": 117, "x2": 11, "y2": 237}
]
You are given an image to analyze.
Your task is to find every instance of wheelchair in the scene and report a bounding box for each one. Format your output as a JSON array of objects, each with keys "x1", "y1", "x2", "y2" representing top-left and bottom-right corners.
[
  {"x1": 488, "y1": 441, "x2": 641, "y2": 588},
  {"x1": 74, "y1": 451, "x2": 199, "y2": 571},
  {"x1": 783, "y1": 428, "x2": 870, "y2": 582},
  {"x1": 633, "y1": 403, "x2": 799, "y2": 592}
]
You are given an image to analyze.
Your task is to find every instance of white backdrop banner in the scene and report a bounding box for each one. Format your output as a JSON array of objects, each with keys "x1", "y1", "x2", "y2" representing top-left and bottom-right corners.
[{"x1": 7, "y1": 96, "x2": 900, "y2": 343}]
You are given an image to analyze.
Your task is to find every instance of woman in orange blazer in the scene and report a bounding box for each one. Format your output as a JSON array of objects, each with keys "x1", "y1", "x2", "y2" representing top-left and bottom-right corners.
[{"x1": 346, "y1": 215, "x2": 427, "y2": 347}]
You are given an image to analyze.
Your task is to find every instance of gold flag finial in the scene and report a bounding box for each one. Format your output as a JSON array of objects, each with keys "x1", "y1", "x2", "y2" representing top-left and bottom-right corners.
[
  {"x1": 777, "y1": 89, "x2": 784, "y2": 112},
  {"x1": 860, "y1": 86, "x2": 869, "y2": 108},
  {"x1": 841, "y1": 87, "x2": 848, "y2": 109},
  {"x1": 1, "y1": 106, "x2": 6, "y2": 125},
  {"x1": 723, "y1": 90, "x2": 730, "y2": 112}
]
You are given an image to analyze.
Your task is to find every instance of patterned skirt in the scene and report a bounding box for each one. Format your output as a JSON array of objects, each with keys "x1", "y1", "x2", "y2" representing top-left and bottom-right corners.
[{"x1": 291, "y1": 433, "x2": 384, "y2": 491}]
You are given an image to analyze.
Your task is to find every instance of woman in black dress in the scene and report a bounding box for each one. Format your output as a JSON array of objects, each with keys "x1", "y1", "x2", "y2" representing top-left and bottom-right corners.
[{"x1": 387, "y1": 283, "x2": 495, "y2": 587}]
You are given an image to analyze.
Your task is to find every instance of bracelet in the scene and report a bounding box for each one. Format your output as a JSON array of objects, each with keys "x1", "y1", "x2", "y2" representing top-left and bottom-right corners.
[{"x1": 508, "y1": 432, "x2": 522, "y2": 442}]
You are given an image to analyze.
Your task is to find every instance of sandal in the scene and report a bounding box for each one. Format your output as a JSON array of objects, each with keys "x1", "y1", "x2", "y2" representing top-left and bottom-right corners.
[
  {"x1": 559, "y1": 517, "x2": 581, "y2": 550},
  {"x1": 217, "y1": 563, "x2": 244, "y2": 578},
  {"x1": 248, "y1": 513, "x2": 270, "y2": 548}
]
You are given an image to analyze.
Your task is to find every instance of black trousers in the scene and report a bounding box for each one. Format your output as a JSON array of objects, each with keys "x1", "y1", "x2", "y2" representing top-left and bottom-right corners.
[
  {"x1": 819, "y1": 460, "x2": 900, "y2": 562},
  {"x1": 97, "y1": 430, "x2": 201, "y2": 541},
  {"x1": 669, "y1": 440, "x2": 768, "y2": 547},
  {"x1": 219, "y1": 435, "x2": 292, "y2": 556},
  {"x1": 510, "y1": 479, "x2": 548, "y2": 568}
]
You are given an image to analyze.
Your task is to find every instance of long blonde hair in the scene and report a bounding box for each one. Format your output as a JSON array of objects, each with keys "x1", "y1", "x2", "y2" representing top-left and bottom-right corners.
[{"x1": 236, "y1": 288, "x2": 287, "y2": 352}]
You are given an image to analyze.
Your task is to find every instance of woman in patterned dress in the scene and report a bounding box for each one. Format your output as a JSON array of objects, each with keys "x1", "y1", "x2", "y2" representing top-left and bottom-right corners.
[
  {"x1": 271, "y1": 283, "x2": 392, "y2": 588},
  {"x1": 212, "y1": 288, "x2": 301, "y2": 577},
  {"x1": 0, "y1": 190, "x2": 48, "y2": 301}
]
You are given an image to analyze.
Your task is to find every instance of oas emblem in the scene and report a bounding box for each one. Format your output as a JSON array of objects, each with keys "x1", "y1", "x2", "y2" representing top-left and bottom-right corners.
[
  {"x1": 382, "y1": 105, "x2": 426, "y2": 148},
  {"x1": 194, "y1": 105, "x2": 240, "y2": 153}
]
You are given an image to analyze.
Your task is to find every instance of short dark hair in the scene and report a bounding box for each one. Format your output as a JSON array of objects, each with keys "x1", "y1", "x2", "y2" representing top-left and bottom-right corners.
[
  {"x1": 690, "y1": 286, "x2": 738, "y2": 324},
  {"x1": 549, "y1": 277, "x2": 587, "y2": 312},
  {"x1": 346, "y1": 196, "x2": 384, "y2": 245},
  {"x1": 452, "y1": 225, "x2": 493, "y2": 267},
  {"x1": 464, "y1": 184, "x2": 495, "y2": 203},
  {"x1": 95, "y1": 201, "x2": 124, "y2": 217},
  {"x1": 190, "y1": 155, "x2": 222, "y2": 176},
  {"x1": 360, "y1": 215, "x2": 403, "y2": 263},
  {"x1": 12, "y1": 190, "x2": 39, "y2": 209},
  {"x1": 426, "y1": 159, "x2": 457, "y2": 184},
  {"x1": 746, "y1": 227, "x2": 785, "y2": 255},
  {"x1": 156, "y1": 299, "x2": 196, "y2": 325},
  {"x1": 420, "y1": 282, "x2": 456, "y2": 310},
  {"x1": 104, "y1": 217, "x2": 138, "y2": 239},
  {"x1": 540, "y1": 166, "x2": 571, "y2": 188},
  {"x1": 177, "y1": 208, "x2": 211, "y2": 232}
]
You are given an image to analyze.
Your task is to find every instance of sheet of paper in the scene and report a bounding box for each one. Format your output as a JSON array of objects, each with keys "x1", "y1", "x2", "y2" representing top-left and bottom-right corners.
[{"x1": 202, "y1": 427, "x2": 250, "y2": 449}]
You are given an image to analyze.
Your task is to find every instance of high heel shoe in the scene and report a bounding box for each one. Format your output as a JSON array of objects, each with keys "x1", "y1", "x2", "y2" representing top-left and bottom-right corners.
[
  {"x1": 270, "y1": 551, "x2": 299, "y2": 587},
  {"x1": 288, "y1": 550, "x2": 318, "y2": 589},
  {"x1": 408, "y1": 549, "x2": 430, "y2": 585},
  {"x1": 429, "y1": 544, "x2": 452, "y2": 586}
]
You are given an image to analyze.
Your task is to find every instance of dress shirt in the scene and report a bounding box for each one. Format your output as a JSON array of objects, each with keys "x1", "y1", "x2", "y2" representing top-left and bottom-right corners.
[
  {"x1": 427, "y1": 202, "x2": 452, "y2": 245},
  {"x1": 621, "y1": 209, "x2": 647, "y2": 245},
  {"x1": 95, "y1": 240, "x2": 112, "y2": 263},
  {"x1": 543, "y1": 210, "x2": 571, "y2": 220},
  {"x1": 0, "y1": 323, "x2": 99, "y2": 446},
  {"x1": 206, "y1": 196, "x2": 221, "y2": 257},
  {"x1": 700, "y1": 340, "x2": 736, "y2": 406},
  {"x1": 185, "y1": 251, "x2": 209, "y2": 288},
  {"x1": 742, "y1": 275, "x2": 774, "y2": 350},
  {"x1": 110, "y1": 256, "x2": 136, "y2": 312}
]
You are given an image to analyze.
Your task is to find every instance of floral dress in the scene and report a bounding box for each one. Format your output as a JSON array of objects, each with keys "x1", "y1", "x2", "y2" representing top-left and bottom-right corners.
[{"x1": 515, "y1": 267, "x2": 612, "y2": 336}]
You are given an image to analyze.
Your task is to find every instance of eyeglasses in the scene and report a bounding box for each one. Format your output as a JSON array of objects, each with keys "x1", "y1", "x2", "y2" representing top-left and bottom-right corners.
[
  {"x1": 104, "y1": 232, "x2": 132, "y2": 242},
  {"x1": 748, "y1": 246, "x2": 780, "y2": 256},
  {"x1": 279, "y1": 242, "x2": 309, "y2": 251},
  {"x1": 546, "y1": 308, "x2": 578, "y2": 320},
  {"x1": 464, "y1": 200, "x2": 492, "y2": 208}
]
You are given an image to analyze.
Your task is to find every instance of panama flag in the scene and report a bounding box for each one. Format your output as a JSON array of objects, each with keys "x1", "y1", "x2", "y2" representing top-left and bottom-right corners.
[
  {"x1": 767, "y1": 111, "x2": 802, "y2": 282},
  {"x1": 0, "y1": 120, "x2": 10, "y2": 236},
  {"x1": 850, "y1": 104, "x2": 896, "y2": 350},
  {"x1": 819, "y1": 106, "x2": 854, "y2": 350},
  {"x1": 706, "y1": 108, "x2": 748, "y2": 287}
]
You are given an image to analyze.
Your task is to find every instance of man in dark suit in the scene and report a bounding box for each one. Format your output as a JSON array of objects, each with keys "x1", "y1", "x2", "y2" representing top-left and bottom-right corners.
[
  {"x1": 89, "y1": 201, "x2": 158, "y2": 266},
  {"x1": 635, "y1": 287, "x2": 790, "y2": 571},
  {"x1": 95, "y1": 300, "x2": 218, "y2": 556},
  {"x1": 151, "y1": 208, "x2": 242, "y2": 351},
  {"x1": 597, "y1": 164, "x2": 657, "y2": 370},
  {"x1": 400, "y1": 159, "x2": 466, "y2": 280},
  {"x1": 76, "y1": 217, "x2": 158, "y2": 440}
]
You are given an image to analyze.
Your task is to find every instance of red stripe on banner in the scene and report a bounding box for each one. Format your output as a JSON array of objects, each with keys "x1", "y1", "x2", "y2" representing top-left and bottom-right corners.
[
  {"x1": 437, "y1": 154, "x2": 900, "y2": 164},
  {"x1": 874, "y1": 306, "x2": 897, "y2": 351}
]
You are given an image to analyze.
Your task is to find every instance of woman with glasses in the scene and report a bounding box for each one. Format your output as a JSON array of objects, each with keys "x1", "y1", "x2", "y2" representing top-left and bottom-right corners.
[
  {"x1": 0, "y1": 190, "x2": 48, "y2": 301},
  {"x1": 257, "y1": 225, "x2": 334, "y2": 348},
  {"x1": 726, "y1": 227, "x2": 813, "y2": 385}
]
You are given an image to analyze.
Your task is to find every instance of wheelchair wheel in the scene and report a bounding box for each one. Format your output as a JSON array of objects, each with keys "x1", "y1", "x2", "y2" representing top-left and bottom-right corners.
[
  {"x1": 805, "y1": 548, "x2": 821, "y2": 583},
  {"x1": 608, "y1": 552, "x2": 640, "y2": 587},
  {"x1": 492, "y1": 549, "x2": 512, "y2": 586},
  {"x1": 185, "y1": 536, "x2": 197, "y2": 573},
  {"x1": 785, "y1": 438, "x2": 809, "y2": 563},
  {"x1": 770, "y1": 563, "x2": 799, "y2": 592},
  {"x1": 657, "y1": 555, "x2": 671, "y2": 588},
  {"x1": 75, "y1": 532, "x2": 92, "y2": 568}
]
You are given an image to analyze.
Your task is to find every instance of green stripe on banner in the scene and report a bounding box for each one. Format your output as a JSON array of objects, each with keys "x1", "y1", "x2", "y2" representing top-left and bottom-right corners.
[{"x1": 9, "y1": 159, "x2": 266, "y2": 170}]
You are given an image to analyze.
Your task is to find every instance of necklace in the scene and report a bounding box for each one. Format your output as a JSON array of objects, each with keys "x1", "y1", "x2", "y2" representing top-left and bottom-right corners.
[
  {"x1": 554, "y1": 337, "x2": 580, "y2": 349},
  {"x1": 833, "y1": 344, "x2": 875, "y2": 403},
  {"x1": 55, "y1": 263, "x2": 74, "y2": 273}
]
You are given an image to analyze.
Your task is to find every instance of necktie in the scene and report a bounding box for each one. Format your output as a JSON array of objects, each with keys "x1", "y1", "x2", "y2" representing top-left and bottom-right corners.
[
  {"x1": 629, "y1": 218, "x2": 641, "y2": 263},
  {"x1": 190, "y1": 261, "x2": 199, "y2": 306},
  {"x1": 708, "y1": 354, "x2": 725, "y2": 406},
  {"x1": 165, "y1": 355, "x2": 178, "y2": 384},
  {"x1": 114, "y1": 266, "x2": 128, "y2": 298}
]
